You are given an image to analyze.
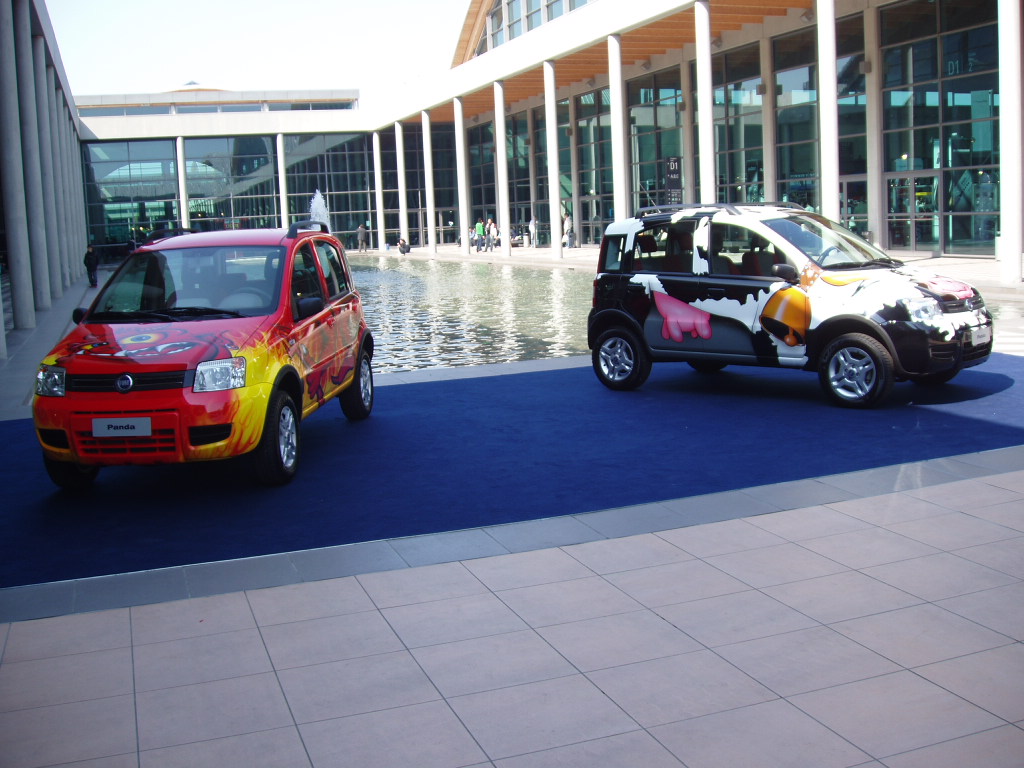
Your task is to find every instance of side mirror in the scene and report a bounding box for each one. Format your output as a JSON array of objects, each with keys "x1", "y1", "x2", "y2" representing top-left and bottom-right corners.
[
  {"x1": 72, "y1": 307, "x2": 88, "y2": 324},
  {"x1": 773, "y1": 263, "x2": 799, "y2": 283},
  {"x1": 295, "y1": 296, "x2": 325, "y2": 321}
]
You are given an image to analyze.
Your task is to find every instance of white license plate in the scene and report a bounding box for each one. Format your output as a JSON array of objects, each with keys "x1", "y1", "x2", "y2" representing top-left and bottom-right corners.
[
  {"x1": 971, "y1": 325, "x2": 992, "y2": 346},
  {"x1": 92, "y1": 417, "x2": 152, "y2": 438}
]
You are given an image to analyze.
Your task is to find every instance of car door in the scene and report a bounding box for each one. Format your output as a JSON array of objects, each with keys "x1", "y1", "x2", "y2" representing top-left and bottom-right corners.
[
  {"x1": 287, "y1": 240, "x2": 339, "y2": 412},
  {"x1": 313, "y1": 237, "x2": 362, "y2": 382}
]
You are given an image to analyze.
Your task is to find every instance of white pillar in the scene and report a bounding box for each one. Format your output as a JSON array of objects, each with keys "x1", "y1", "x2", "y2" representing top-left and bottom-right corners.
[
  {"x1": 421, "y1": 110, "x2": 438, "y2": 251},
  {"x1": 33, "y1": 36, "x2": 61, "y2": 299},
  {"x1": 759, "y1": 37, "x2": 777, "y2": 201},
  {"x1": 276, "y1": 133, "x2": 288, "y2": 227},
  {"x1": 177, "y1": 136, "x2": 189, "y2": 228},
  {"x1": 863, "y1": 9, "x2": 884, "y2": 247},
  {"x1": 372, "y1": 131, "x2": 386, "y2": 251},
  {"x1": 46, "y1": 66, "x2": 70, "y2": 288},
  {"x1": 526, "y1": 107, "x2": 538, "y2": 236},
  {"x1": 544, "y1": 60, "x2": 564, "y2": 257},
  {"x1": 694, "y1": 0, "x2": 716, "y2": 203},
  {"x1": 608, "y1": 34, "x2": 629, "y2": 220},
  {"x1": 395, "y1": 122, "x2": 409, "y2": 244},
  {"x1": 680, "y1": 59, "x2": 696, "y2": 203},
  {"x1": 453, "y1": 97, "x2": 471, "y2": 255},
  {"x1": 997, "y1": 0, "x2": 1023, "y2": 283},
  {"x1": 494, "y1": 80, "x2": 512, "y2": 257},
  {"x1": 816, "y1": 0, "x2": 840, "y2": 221}
]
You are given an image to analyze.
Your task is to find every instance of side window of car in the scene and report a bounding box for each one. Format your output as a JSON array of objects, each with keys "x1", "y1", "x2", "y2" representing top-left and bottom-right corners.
[
  {"x1": 314, "y1": 240, "x2": 349, "y2": 297},
  {"x1": 292, "y1": 243, "x2": 326, "y2": 315},
  {"x1": 632, "y1": 225, "x2": 693, "y2": 274}
]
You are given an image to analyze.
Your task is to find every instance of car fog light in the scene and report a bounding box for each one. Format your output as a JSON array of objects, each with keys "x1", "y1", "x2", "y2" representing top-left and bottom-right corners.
[{"x1": 195, "y1": 357, "x2": 246, "y2": 392}]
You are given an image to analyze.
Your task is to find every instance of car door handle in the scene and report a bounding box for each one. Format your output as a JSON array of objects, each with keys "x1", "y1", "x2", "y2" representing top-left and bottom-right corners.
[{"x1": 707, "y1": 287, "x2": 727, "y2": 299}]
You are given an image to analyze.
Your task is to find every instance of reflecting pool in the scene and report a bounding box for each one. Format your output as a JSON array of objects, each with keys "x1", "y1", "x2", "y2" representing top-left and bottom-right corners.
[{"x1": 349, "y1": 256, "x2": 594, "y2": 373}]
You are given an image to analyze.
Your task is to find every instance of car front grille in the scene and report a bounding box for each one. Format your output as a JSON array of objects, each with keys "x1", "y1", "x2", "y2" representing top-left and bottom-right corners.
[
  {"x1": 68, "y1": 370, "x2": 193, "y2": 393},
  {"x1": 69, "y1": 409, "x2": 180, "y2": 459},
  {"x1": 940, "y1": 294, "x2": 986, "y2": 313}
]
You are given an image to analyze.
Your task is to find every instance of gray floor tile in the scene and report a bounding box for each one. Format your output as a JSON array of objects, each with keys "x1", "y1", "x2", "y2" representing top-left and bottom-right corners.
[
  {"x1": 745, "y1": 505, "x2": 871, "y2": 541},
  {"x1": 136, "y1": 673, "x2": 293, "y2": 751},
  {"x1": 879, "y1": 725, "x2": 1024, "y2": 768},
  {"x1": 762, "y1": 570, "x2": 923, "y2": 625},
  {"x1": 74, "y1": 568, "x2": 189, "y2": 614},
  {"x1": 493, "y1": 730, "x2": 685, "y2": 767},
  {"x1": 664, "y1": 489, "x2": 782, "y2": 523},
  {"x1": 381, "y1": 592, "x2": 527, "y2": 648},
  {"x1": 914, "y1": 643, "x2": 1024, "y2": 722},
  {"x1": 484, "y1": 516, "x2": 607, "y2": 552},
  {"x1": 299, "y1": 700, "x2": 487, "y2": 768},
  {"x1": 2, "y1": 608, "x2": 131, "y2": 662},
  {"x1": 563, "y1": 533, "x2": 692, "y2": 574},
  {"x1": 538, "y1": 610, "x2": 702, "y2": 672},
  {"x1": 826, "y1": 492, "x2": 956, "y2": 526},
  {"x1": 183, "y1": 554, "x2": 300, "y2": 597},
  {"x1": 586, "y1": 650, "x2": 776, "y2": 727},
  {"x1": 447, "y1": 675, "x2": 637, "y2": 760},
  {"x1": 0, "y1": 647, "x2": 133, "y2": 711},
  {"x1": 412, "y1": 629, "x2": 576, "y2": 697},
  {"x1": 706, "y1": 542, "x2": 848, "y2": 588},
  {"x1": 886, "y1": 512, "x2": 1021, "y2": 550},
  {"x1": 356, "y1": 561, "x2": 488, "y2": 608},
  {"x1": 797, "y1": 527, "x2": 940, "y2": 569},
  {"x1": 954, "y1": 536, "x2": 1024, "y2": 579},
  {"x1": 496, "y1": 576, "x2": 641, "y2": 628},
  {"x1": 389, "y1": 528, "x2": 510, "y2": 567},
  {"x1": 0, "y1": 694, "x2": 137, "y2": 768},
  {"x1": 277, "y1": 650, "x2": 439, "y2": 724},
  {"x1": 903, "y1": 478, "x2": 1024, "y2": 512},
  {"x1": 790, "y1": 671, "x2": 1004, "y2": 759},
  {"x1": 937, "y1": 582, "x2": 1024, "y2": 640},
  {"x1": 287, "y1": 540, "x2": 407, "y2": 581},
  {"x1": 862, "y1": 552, "x2": 1019, "y2": 602},
  {"x1": 139, "y1": 727, "x2": 311, "y2": 768},
  {"x1": 130, "y1": 593, "x2": 255, "y2": 645},
  {"x1": 603, "y1": 559, "x2": 749, "y2": 608},
  {"x1": 966, "y1": 498, "x2": 1024, "y2": 532},
  {"x1": 651, "y1": 699, "x2": 870, "y2": 768},
  {"x1": 737, "y1": 478, "x2": 858, "y2": 510},
  {"x1": 655, "y1": 590, "x2": 818, "y2": 647},
  {"x1": 575, "y1": 502, "x2": 685, "y2": 538},
  {"x1": 0, "y1": 581, "x2": 75, "y2": 624},
  {"x1": 260, "y1": 610, "x2": 403, "y2": 669},
  {"x1": 830, "y1": 603, "x2": 1013, "y2": 668},
  {"x1": 714, "y1": 625, "x2": 901, "y2": 696},
  {"x1": 245, "y1": 576, "x2": 375, "y2": 626},
  {"x1": 818, "y1": 462, "x2": 961, "y2": 496},
  {"x1": 133, "y1": 628, "x2": 272, "y2": 692},
  {"x1": 656, "y1": 518, "x2": 787, "y2": 557},
  {"x1": 462, "y1": 548, "x2": 595, "y2": 592}
]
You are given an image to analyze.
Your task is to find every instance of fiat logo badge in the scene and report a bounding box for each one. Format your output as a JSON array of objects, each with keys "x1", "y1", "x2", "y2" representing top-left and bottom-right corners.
[{"x1": 115, "y1": 373, "x2": 134, "y2": 393}]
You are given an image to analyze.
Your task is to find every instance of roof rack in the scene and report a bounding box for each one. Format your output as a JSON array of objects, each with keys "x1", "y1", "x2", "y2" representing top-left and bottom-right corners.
[
  {"x1": 286, "y1": 220, "x2": 330, "y2": 238},
  {"x1": 141, "y1": 227, "x2": 196, "y2": 244},
  {"x1": 633, "y1": 201, "x2": 807, "y2": 219}
]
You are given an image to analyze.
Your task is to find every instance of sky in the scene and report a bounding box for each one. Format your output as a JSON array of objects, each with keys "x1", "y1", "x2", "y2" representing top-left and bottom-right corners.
[{"x1": 45, "y1": 0, "x2": 470, "y2": 106}]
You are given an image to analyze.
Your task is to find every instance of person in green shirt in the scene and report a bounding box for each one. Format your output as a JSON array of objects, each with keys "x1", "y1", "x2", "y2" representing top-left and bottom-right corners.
[{"x1": 475, "y1": 218, "x2": 485, "y2": 252}]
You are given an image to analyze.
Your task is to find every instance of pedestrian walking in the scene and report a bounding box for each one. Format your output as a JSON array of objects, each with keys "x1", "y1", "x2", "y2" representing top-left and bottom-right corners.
[
  {"x1": 485, "y1": 218, "x2": 497, "y2": 252},
  {"x1": 83, "y1": 245, "x2": 99, "y2": 287},
  {"x1": 357, "y1": 223, "x2": 368, "y2": 252},
  {"x1": 475, "y1": 218, "x2": 485, "y2": 252}
]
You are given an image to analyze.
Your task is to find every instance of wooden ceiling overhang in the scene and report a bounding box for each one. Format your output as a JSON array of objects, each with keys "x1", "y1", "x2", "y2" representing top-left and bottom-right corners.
[{"x1": 417, "y1": 0, "x2": 810, "y2": 125}]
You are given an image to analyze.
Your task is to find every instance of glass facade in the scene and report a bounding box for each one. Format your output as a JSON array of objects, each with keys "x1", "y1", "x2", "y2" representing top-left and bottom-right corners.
[
  {"x1": 713, "y1": 44, "x2": 765, "y2": 204},
  {"x1": 628, "y1": 68, "x2": 684, "y2": 209},
  {"x1": 774, "y1": 29, "x2": 820, "y2": 211},
  {"x1": 881, "y1": 0, "x2": 999, "y2": 253},
  {"x1": 575, "y1": 88, "x2": 611, "y2": 244}
]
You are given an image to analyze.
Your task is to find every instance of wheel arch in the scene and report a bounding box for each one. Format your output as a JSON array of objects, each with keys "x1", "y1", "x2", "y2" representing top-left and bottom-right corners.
[
  {"x1": 587, "y1": 309, "x2": 645, "y2": 350},
  {"x1": 807, "y1": 316, "x2": 902, "y2": 374}
]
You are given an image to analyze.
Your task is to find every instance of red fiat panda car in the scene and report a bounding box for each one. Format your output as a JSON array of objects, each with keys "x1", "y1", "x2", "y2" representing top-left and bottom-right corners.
[{"x1": 33, "y1": 221, "x2": 374, "y2": 490}]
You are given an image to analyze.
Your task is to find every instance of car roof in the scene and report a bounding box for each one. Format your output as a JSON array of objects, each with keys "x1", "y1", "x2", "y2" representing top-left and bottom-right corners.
[{"x1": 138, "y1": 221, "x2": 333, "y2": 250}]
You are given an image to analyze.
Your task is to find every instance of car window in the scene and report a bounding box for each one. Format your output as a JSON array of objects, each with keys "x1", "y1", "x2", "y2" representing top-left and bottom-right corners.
[
  {"x1": 632, "y1": 223, "x2": 694, "y2": 274},
  {"x1": 292, "y1": 243, "x2": 325, "y2": 316},
  {"x1": 314, "y1": 239, "x2": 349, "y2": 297}
]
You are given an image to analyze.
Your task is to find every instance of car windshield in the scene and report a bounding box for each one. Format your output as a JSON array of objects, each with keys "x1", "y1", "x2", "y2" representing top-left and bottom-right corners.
[
  {"x1": 90, "y1": 245, "x2": 287, "y2": 321},
  {"x1": 763, "y1": 214, "x2": 898, "y2": 269}
]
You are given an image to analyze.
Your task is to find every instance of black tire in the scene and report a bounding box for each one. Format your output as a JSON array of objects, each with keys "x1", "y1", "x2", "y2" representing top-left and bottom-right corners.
[
  {"x1": 908, "y1": 368, "x2": 959, "y2": 387},
  {"x1": 43, "y1": 455, "x2": 99, "y2": 491},
  {"x1": 593, "y1": 327, "x2": 652, "y2": 391},
  {"x1": 254, "y1": 390, "x2": 300, "y2": 485},
  {"x1": 688, "y1": 360, "x2": 727, "y2": 374},
  {"x1": 818, "y1": 332, "x2": 894, "y2": 408},
  {"x1": 340, "y1": 347, "x2": 374, "y2": 421}
]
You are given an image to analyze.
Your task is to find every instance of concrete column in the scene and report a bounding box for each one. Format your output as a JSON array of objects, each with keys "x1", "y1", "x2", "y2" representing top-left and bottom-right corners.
[
  {"x1": 421, "y1": 110, "x2": 438, "y2": 251},
  {"x1": 0, "y1": 0, "x2": 34, "y2": 334},
  {"x1": 453, "y1": 96, "x2": 471, "y2": 255},
  {"x1": 15, "y1": 0, "x2": 51, "y2": 309},
  {"x1": 694, "y1": 0, "x2": 716, "y2": 203},
  {"x1": 759, "y1": 37, "x2": 777, "y2": 201},
  {"x1": 176, "y1": 136, "x2": 189, "y2": 228},
  {"x1": 55, "y1": 90, "x2": 76, "y2": 283},
  {"x1": 608, "y1": 34, "x2": 629, "y2": 219},
  {"x1": 567, "y1": 96, "x2": 580, "y2": 241},
  {"x1": 997, "y1": 0, "x2": 1023, "y2": 283},
  {"x1": 33, "y1": 36, "x2": 61, "y2": 300},
  {"x1": 46, "y1": 66, "x2": 70, "y2": 288},
  {"x1": 372, "y1": 131, "x2": 386, "y2": 250},
  {"x1": 680, "y1": 58, "x2": 696, "y2": 203},
  {"x1": 276, "y1": 133, "x2": 288, "y2": 227},
  {"x1": 863, "y1": 8, "x2": 884, "y2": 247},
  {"x1": 544, "y1": 60, "x2": 563, "y2": 257},
  {"x1": 395, "y1": 122, "x2": 409, "y2": 244},
  {"x1": 493, "y1": 80, "x2": 512, "y2": 257},
  {"x1": 816, "y1": 0, "x2": 840, "y2": 221},
  {"x1": 526, "y1": 107, "x2": 538, "y2": 238}
]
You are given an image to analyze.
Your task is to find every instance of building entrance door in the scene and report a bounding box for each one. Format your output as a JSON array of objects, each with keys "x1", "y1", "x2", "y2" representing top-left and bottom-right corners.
[{"x1": 885, "y1": 175, "x2": 940, "y2": 252}]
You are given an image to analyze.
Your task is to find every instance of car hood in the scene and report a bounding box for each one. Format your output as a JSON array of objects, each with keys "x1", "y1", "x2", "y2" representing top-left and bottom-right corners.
[{"x1": 44, "y1": 315, "x2": 278, "y2": 370}]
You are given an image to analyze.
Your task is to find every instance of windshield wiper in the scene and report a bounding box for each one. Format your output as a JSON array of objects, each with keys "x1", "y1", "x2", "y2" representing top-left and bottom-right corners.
[
  {"x1": 165, "y1": 306, "x2": 247, "y2": 318},
  {"x1": 86, "y1": 309, "x2": 176, "y2": 323}
]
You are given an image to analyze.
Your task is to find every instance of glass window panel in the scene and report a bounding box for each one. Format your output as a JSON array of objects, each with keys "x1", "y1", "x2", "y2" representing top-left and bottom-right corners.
[
  {"x1": 839, "y1": 135, "x2": 868, "y2": 175},
  {"x1": 942, "y1": 26, "x2": 997, "y2": 77},
  {"x1": 773, "y1": 29, "x2": 817, "y2": 70},
  {"x1": 777, "y1": 142, "x2": 818, "y2": 181},
  {"x1": 940, "y1": 0, "x2": 996, "y2": 32},
  {"x1": 880, "y1": 0, "x2": 937, "y2": 47},
  {"x1": 943, "y1": 122, "x2": 998, "y2": 166},
  {"x1": 943, "y1": 72, "x2": 997, "y2": 123},
  {"x1": 839, "y1": 95, "x2": 867, "y2": 135},
  {"x1": 837, "y1": 13, "x2": 864, "y2": 56}
]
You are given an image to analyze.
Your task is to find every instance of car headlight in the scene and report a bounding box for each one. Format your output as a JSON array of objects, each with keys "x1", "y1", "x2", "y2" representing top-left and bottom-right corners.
[
  {"x1": 35, "y1": 365, "x2": 67, "y2": 397},
  {"x1": 194, "y1": 357, "x2": 246, "y2": 392},
  {"x1": 900, "y1": 296, "x2": 941, "y2": 322}
]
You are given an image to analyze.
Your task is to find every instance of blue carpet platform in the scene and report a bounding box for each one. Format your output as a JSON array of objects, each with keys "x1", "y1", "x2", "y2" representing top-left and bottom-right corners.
[{"x1": 1, "y1": 353, "x2": 1023, "y2": 590}]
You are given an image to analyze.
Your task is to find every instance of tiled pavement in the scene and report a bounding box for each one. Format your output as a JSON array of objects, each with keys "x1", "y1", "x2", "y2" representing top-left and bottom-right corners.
[{"x1": 0, "y1": 247, "x2": 1022, "y2": 767}]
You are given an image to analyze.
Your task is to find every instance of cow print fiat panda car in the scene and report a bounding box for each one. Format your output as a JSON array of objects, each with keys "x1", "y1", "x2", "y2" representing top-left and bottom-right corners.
[
  {"x1": 588, "y1": 203, "x2": 993, "y2": 408},
  {"x1": 33, "y1": 221, "x2": 374, "y2": 490}
]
